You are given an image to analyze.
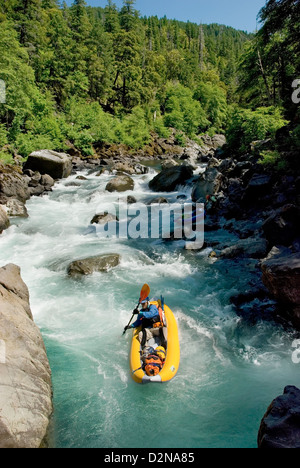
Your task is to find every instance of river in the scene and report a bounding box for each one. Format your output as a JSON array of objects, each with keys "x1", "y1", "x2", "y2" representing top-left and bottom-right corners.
[{"x1": 0, "y1": 165, "x2": 298, "y2": 448}]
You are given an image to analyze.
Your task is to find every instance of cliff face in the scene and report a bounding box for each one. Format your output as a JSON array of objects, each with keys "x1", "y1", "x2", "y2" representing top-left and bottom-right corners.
[{"x1": 0, "y1": 264, "x2": 52, "y2": 448}]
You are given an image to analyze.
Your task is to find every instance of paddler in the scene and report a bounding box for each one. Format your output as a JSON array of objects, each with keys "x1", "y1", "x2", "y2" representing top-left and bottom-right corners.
[
  {"x1": 124, "y1": 297, "x2": 167, "y2": 347},
  {"x1": 123, "y1": 298, "x2": 160, "y2": 332}
]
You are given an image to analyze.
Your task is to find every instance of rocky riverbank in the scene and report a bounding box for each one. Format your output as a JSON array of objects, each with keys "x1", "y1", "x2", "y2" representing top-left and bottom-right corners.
[{"x1": 0, "y1": 264, "x2": 52, "y2": 448}]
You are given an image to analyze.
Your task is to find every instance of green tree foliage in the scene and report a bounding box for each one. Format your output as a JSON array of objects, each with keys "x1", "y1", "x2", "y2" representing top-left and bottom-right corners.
[
  {"x1": 163, "y1": 83, "x2": 209, "y2": 137},
  {"x1": 226, "y1": 106, "x2": 287, "y2": 154},
  {"x1": 0, "y1": 0, "x2": 253, "y2": 162},
  {"x1": 238, "y1": 0, "x2": 300, "y2": 118}
]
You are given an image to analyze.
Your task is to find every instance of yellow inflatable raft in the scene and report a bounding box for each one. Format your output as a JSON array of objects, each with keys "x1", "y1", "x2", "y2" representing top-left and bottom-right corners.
[{"x1": 130, "y1": 301, "x2": 180, "y2": 384}]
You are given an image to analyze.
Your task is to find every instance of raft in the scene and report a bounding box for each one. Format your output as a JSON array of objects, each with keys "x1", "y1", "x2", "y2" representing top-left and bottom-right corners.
[{"x1": 130, "y1": 301, "x2": 180, "y2": 384}]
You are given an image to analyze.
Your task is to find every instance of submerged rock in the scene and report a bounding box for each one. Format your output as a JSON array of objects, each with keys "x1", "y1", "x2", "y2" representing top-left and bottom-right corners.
[
  {"x1": 258, "y1": 386, "x2": 300, "y2": 449},
  {"x1": 0, "y1": 264, "x2": 52, "y2": 448},
  {"x1": 68, "y1": 254, "x2": 121, "y2": 277},
  {"x1": 90, "y1": 212, "x2": 118, "y2": 225}
]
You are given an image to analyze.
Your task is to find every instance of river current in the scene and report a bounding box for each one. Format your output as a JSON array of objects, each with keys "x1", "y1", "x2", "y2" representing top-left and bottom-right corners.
[{"x1": 0, "y1": 165, "x2": 299, "y2": 448}]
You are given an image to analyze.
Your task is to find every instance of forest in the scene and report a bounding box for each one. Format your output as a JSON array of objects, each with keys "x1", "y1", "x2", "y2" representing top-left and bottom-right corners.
[{"x1": 0, "y1": 0, "x2": 299, "y2": 162}]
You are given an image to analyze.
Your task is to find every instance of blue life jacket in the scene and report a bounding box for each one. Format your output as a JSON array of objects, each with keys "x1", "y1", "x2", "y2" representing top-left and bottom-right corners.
[{"x1": 130, "y1": 304, "x2": 160, "y2": 329}]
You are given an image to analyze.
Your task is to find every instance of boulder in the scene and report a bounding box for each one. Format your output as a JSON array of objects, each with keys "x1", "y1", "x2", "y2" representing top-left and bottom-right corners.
[
  {"x1": 0, "y1": 264, "x2": 52, "y2": 448},
  {"x1": 258, "y1": 386, "x2": 300, "y2": 449},
  {"x1": 191, "y1": 167, "x2": 224, "y2": 202},
  {"x1": 105, "y1": 175, "x2": 134, "y2": 193},
  {"x1": 149, "y1": 165, "x2": 193, "y2": 192},
  {"x1": 0, "y1": 206, "x2": 10, "y2": 233},
  {"x1": 262, "y1": 204, "x2": 300, "y2": 247},
  {"x1": 67, "y1": 254, "x2": 121, "y2": 277},
  {"x1": 261, "y1": 247, "x2": 300, "y2": 309},
  {"x1": 24, "y1": 150, "x2": 72, "y2": 179}
]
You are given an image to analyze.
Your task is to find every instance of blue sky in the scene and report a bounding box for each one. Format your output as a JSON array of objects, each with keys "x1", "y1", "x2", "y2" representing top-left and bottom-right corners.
[{"x1": 67, "y1": 0, "x2": 267, "y2": 33}]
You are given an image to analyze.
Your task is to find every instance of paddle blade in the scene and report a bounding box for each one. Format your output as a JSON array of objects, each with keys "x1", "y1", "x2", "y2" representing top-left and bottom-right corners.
[{"x1": 139, "y1": 284, "x2": 150, "y2": 303}]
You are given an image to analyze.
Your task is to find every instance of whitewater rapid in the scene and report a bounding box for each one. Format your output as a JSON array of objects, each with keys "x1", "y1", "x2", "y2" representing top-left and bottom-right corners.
[{"x1": 0, "y1": 166, "x2": 298, "y2": 448}]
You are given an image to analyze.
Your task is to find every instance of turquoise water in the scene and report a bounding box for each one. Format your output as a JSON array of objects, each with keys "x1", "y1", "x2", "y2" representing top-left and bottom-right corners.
[{"x1": 0, "y1": 167, "x2": 299, "y2": 448}]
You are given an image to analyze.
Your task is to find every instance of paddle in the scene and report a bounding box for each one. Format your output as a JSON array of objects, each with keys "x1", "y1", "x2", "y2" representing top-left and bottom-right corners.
[{"x1": 123, "y1": 284, "x2": 150, "y2": 335}]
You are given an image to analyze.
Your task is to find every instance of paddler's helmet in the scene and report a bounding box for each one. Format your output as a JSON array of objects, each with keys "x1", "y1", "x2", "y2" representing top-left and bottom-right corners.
[
  {"x1": 140, "y1": 297, "x2": 149, "y2": 307},
  {"x1": 140, "y1": 297, "x2": 149, "y2": 303}
]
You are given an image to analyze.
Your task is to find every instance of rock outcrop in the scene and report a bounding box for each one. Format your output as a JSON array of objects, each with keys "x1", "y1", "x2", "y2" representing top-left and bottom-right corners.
[
  {"x1": 24, "y1": 150, "x2": 72, "y2": 179},
  {"x1": 67, "y1": 254, "x2": 121, "y2": 277},
  {"x1": 0, "y1": 264, "x2": 52, "y2": 448},
  {"x1": 258, "y1": 386, "x2": 300, "y2": 448}
]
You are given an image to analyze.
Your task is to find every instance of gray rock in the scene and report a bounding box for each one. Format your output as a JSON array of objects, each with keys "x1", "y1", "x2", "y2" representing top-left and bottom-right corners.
[
  {"x1": 0, "y1": 264, "x2": 52, "y2": 448},
  {"x1": 40, "y1": 173, "x2": 55, "y2": 190},
  {"x1": 68, "y1": 254, "x2": 121, "y2": 277},
  {"x1": 258, "y1": 386, "x2": 300, "y2": 449},
  {"x1": 105, "y1": 175, "x2": 134, "y2": 193},
  {"x1": 24, "y1": 150, "x2": 72, "y2": 179}
]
